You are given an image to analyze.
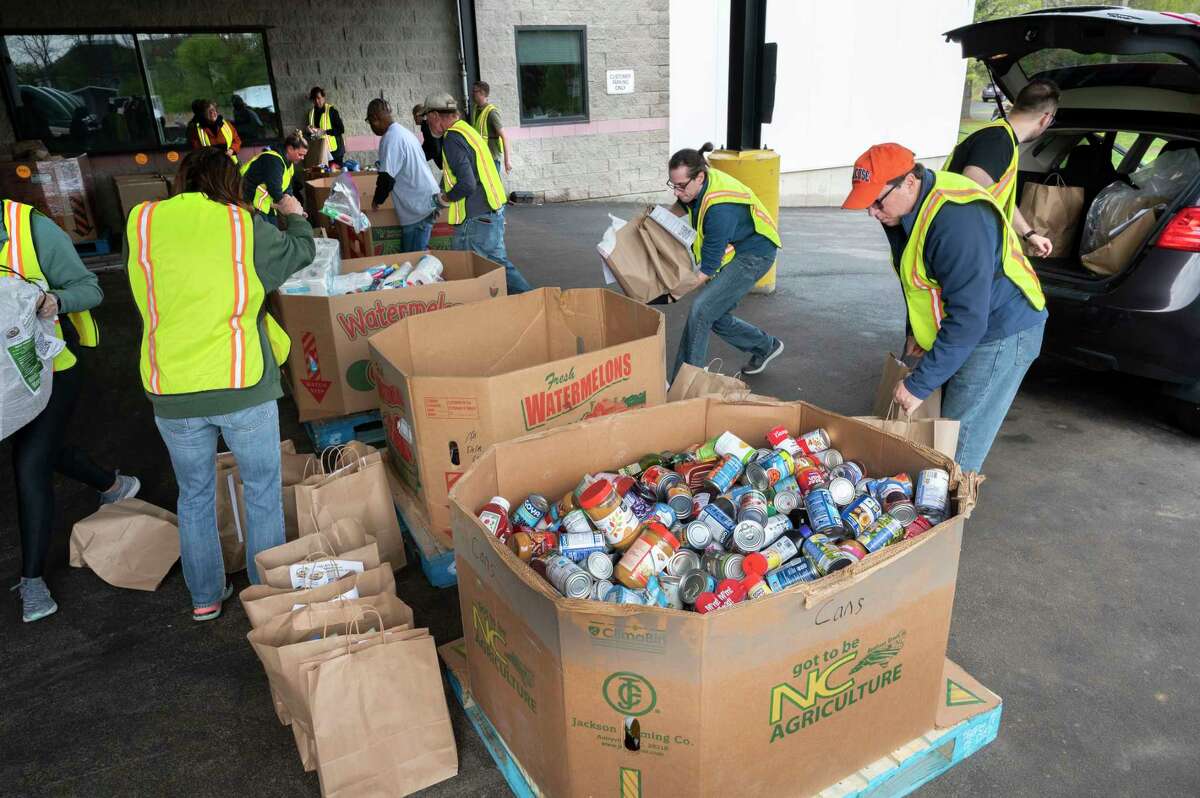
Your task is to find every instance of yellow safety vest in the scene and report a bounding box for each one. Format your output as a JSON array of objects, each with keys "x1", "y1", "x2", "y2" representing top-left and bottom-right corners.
[
  {"x1": 689, "y1": 169, "x2": 782, "y2": 271},
  {"x1": 239, "y1": 149, "x2": 294, "y2": 215},
  {"x1": 196, "y1": 120, "x2": 238, "y2": 163},
  {"x1": 1, "y1": 200, "x2": 99, "y2": 372},
  {"x1": 898, "y1": 170, "x2": 1046, "y2": 351},
  {"x1": 308, "y1": 103, "x2": 338, "y2": 154},
  {"x1": 441, "y1": 120, "x2": 506, "y2": 225},
  {"x1": 472, "y1": 103, "x2": 504, "y2": 158},
  {"x1": 125, "y1": 193, "x2": 291, "y2": 395},
  {"x1": 945, "y1": 118, "x2": 1018, "y2": 221}
]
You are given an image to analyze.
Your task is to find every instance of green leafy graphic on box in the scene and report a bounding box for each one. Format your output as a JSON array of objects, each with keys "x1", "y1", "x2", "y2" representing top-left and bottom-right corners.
[
  {"x1": 471, "y1": 602, "x2": 536, "y2": 712},
  {"x1": 849, "y1": 631, "x2": 906, "y2": 675}
]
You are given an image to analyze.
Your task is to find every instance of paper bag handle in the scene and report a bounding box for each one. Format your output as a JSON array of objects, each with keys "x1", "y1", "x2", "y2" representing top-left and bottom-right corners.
[
  {"x1": 705, "y1": 357, "x2": 725, "y2": 375},
  {"x1": 344, "y1": 607, "x2": 386, "y2": 653}
]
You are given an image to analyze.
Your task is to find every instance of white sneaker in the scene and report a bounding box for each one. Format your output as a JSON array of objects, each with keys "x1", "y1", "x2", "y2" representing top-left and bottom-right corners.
[{"x1": 100, "y1": 472, "x2": 141, "y2": 505}]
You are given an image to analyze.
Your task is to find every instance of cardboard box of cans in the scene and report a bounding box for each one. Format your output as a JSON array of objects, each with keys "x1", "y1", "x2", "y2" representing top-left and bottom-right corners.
[
  {"x1": 371, "y1": 288, "x2": 667, "y2": 547},
  {"x1": 448, "y1": 397, "x2": 979, "y2": 798},
  {"x1": 272, "y1": 250, "x2": 506, "y2": 422}
]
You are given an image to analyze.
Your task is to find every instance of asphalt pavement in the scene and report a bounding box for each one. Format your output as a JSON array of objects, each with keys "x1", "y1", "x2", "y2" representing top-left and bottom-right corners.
[{"x1": 1, "y1": 202, "x2": 1197, "y2": 797}]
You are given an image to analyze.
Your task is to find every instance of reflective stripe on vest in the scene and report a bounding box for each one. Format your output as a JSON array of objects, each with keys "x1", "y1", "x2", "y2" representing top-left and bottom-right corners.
[
  {"x1": 946, "y1": 118, "x2": 1018, "y2": 221},
  {"x1": 2, "y1": 200, "x2": 98, "y2": 372},
  {"x1": 473, "y1": 104, "x2": 504, "y2": 158},
  {"x1": 240, "y1": 149, "x2": 294, "y2": 215},
  {"x1": 441, "y1": 120, "x2": 506, "y2": 225},
  {"x1": 197, "y1": 120, "x2": 238, "y2": 162},
  {"x1": 898, "y1": 170, "x2": 1046, "y2": 351},
  {"x1": 125, "y1": 193, "x2": 291, "y2": 394},
  {"x1": 309, "y1": 104, "x2": 338, "y2": 154},
  {"x1": 689, "y1": 169, "x2": 782, "y2": 270}
]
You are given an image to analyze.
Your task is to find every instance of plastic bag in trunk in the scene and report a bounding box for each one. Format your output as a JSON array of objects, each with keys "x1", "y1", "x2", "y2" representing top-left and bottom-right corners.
[
  {"x1": 0, "y1": 278, "x2": 65, "y2": 440},
  {"x1": 1082, "y1": 148, "x2": 1200, "y2": 253}
]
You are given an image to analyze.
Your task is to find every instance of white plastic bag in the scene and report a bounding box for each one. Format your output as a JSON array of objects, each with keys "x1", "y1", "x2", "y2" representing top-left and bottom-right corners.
[
  {"x1": 320, "y1": 172, "x2": 370, "y2": 232},
  {"x1": 1083, "y1": 148, "x2": 1200, "y2": 252},
  {"x1": 0, "y1": 278, "x2": 65, "y2": 440},
  {"x1": 279, "y1": 237, "x2": 342, "y2": 296}
]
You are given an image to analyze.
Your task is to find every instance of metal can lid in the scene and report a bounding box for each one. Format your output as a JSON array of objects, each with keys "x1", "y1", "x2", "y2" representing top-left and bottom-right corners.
[
  {"x1": 888, "y1": 501, "x2": 918, "y2": 525},
  {"x1": 667, "y1": 493, "x2": 693, "y2": 519},
  {"x1": 772, "y1": 490, "x2": 800, "y2": 513},
  {"x1": 723, "y1": 553, "x2": 746, "y2": 580},
  {"x1": 564, "y1": 571, "x2": 593, "y2": 598},
  {"x1": 667, "y1": 548, "x2": 701, "y2": 576},
  {"x1": 683, "y1": 520, "x2": 712, "y2": 548},
  {"x1": 733, "y1": 521, "x2": 767, "y2": 553},
  {"x1": 678, "y1": 569, "x2": 709, "y2": 604},
  {"x1": 828, "y1": 477, "x2": 856, "y2": 506},
  {"x1": 586, "y1": 550, "x2": 614, "y2": 579}
]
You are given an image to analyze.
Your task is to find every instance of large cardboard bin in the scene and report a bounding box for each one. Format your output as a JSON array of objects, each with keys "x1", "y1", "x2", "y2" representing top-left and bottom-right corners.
[
  {"x1": 273, "y1": 250, "x2": 505, "y2": 421},
  {"x1": 305, "y1": 171, "x2": 388, "y2": 223},
  {"x1": 448, "y1": 397, "x2": 979, "y2": 798},
  {"x1": 370, "y1": 287, "x2": 667, "y2": 546}
]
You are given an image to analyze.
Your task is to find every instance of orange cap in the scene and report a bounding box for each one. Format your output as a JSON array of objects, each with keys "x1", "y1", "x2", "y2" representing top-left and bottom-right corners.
[{"x1": 841, "y1": 143, "x2": 916, "y2": 210}]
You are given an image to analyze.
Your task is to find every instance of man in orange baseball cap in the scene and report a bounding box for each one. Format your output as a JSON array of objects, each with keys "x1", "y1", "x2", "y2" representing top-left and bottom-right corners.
[{"x1": 842, "y1": 143, "x2": 1048, "y2": 474}]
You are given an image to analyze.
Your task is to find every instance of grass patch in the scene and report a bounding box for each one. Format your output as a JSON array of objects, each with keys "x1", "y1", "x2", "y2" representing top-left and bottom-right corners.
[{"x1": 957, "y1": 118, "x2": 988, "y2": 143}]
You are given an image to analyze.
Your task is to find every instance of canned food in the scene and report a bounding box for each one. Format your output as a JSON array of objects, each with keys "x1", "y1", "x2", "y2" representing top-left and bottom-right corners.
[
  {"x1": 772, "y1": 489, "x2": 801, "y2": 514},
  {"x1": 744, "y1": 529, "x2": 801, "y2": 575},
  {"x1": 795, "y1": 465, "x2": 828, "y2": 493},
  {"x1": 667, "y1": 548, "x2": 702, "y2": 577},
  {"x1": 698, "y1": 497, "x2": 737, "y2": 546},
  {"x1": 513, "y1": 494, "x2": 549, "y2": 528},
  {"x1": 831, "y1": 460, "x2": 865, "y2": 485},
  {"x1": 765, "y1": 425, "x2": 803, "y2": 458},
  {"x1": 881, "y1": 493, "x2": 918, "y2": 526},
  {"x1": 761, "y1": 514, "x2": 793, "y2": 548},
  {"x1": 915, "y1": 469, "x2": 950, "y2": 516},
  {"x1": 855, "y1": 477, "x2": 878, "y2": 497},
  {"x1": 765, "y1": 557, "x2": 819, "y2": 591},
  {"x1": 715, "y1": 431, "x2": 757, "y2": 464},
  {"x1": 705, "y1": 455, "x2": 744, "y2": 494},
  {"x1": 509, "y1": 530, "x2": 559, "y2": 561},
  {"x1": 703, "y1": 550, "x2": 746, "y2": 580},
  {"x1": 836, "y1": 538, "x2": 868, "y2": 561},
  {"x1": 732, "y1": 520, "x2": 767, "y2": 553},
  {"x1": 620, "y1": 489, "x2": 657, "y2": 524},
  {"x1": 737, "y1": 489, "x2": 769, "y2": 525},
  {"x1": 560, "y1": 508, "x2": 593, "y2": 535},
  {"x1": 744, "y1": 449, "x2": 795, "y2": 491},
  {"x1": 903, "y1": 514, "x2": 936, "y2": 539},
  {"x1": 811, "y1": 448, "x2": 844, "y2": 469},
  {"x1": 605, "y1": 585, "x2": 647, "y2": 605},
  {"x1": 643, "y1": 575, "x2": 671, "y2": 608},
  {"x1": 640, "y1": 465, "x2": 682, "y2": 501},
  {"x1": 542, "y1": 553, "x2": 593, "y2": 598},
  {"x1": 803, "y1": 487, "x2": 844, "y2": 534},
  {"x1": 586, "y1": 549, "x2": 615, "y2": 580},
  {"x1": 665, "y1": 482, "x2": 695, "y2": 521},
  {"x1": 858, "y1": 514, "x2": 904, "y2": 553},
  {"x1": 828, "y1": 476, "x2": 856, "y2": 507},
  {"x1": 795, "y1": 428, "x2": 831, "y2": 455},
  {"x1": 801, "y1": 534, "x2": 854, "y2": 575},
  {"x1": 676, "y1": 568, "x2": 712, "y2": 606},
  {"x1": 691, "y1": 491, "x2": 711, "y2": 519},
  {"x1": 558, "y1": 531, "x2": 607, "y2": 561},
  {"x1": 744, "y1": 575, "x2": 773, "y2": 601},
  {"x1": 656, "y1": 574, "x2": 684, "y2": 609},
  {"x1": 773, "y1": 474, "x2": 801, "y2": 495},
  {"x1": 840, "y1": 494, "x2": 883, "y2": 536},
  {"x1": 681, "y1": 520, "x2": 713, "y2": 550},
  {"x1": 652, "y1": 502, "x2": 677, "y2": 528},
  {"x1": 695, "y1": 437, "x2": 720, "y2": 462},
  {"x1": 591, "y1": 579, "x2": 616, "y2": 601}
]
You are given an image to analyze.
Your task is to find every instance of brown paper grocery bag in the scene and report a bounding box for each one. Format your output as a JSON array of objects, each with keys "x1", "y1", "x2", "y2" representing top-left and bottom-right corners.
[
  {"x1": 1081, "y1": 209, "x2": 1158, "y2": 277},
  {"x1": 68, "y1": 499, "x2": 180, "y2": 591},
  {"x1": 239, "y1": 564, "x2": 397, "y2": 629},
  {"x1": 604, "y1": 209, "x2": 704, "y2": 303},
  {"x1": 1019, "y1": 175, "x2": 1085, "y2": 257},
  {"x1": 295, "y1": 458, "x2": 406, "y2": 568},
  {"x1": 262, "y1": 541, "x2": 382, "y2": 590},
  {"x1": 254, "y1": 517, "x2": 371, "y2": 583},
  {"x1": 306, "y1": 632, "x2": 458, "y2": 796},
  {"x1": 852, "y1": 416, "x2": 961, "y2": 460},
  {"x1": 217, "y1": 441, "x2": 317, "y2": 570},
  {"x1": 871, "y1": 353, "x2": 942, "y2": 420},
  {"x1": 668, "y1": 360, "x2": 751, "y2": 402}
]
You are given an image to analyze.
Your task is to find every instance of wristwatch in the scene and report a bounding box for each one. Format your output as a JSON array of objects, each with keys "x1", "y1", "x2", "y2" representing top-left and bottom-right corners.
[{"x1": 1022, "y1": 229, "x2": 1037, "y2": 241}]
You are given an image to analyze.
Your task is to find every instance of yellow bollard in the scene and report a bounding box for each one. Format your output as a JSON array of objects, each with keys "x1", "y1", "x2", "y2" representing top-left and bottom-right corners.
[{"x1": 709, "y1": 149, "x2": 780, "y2": 294}]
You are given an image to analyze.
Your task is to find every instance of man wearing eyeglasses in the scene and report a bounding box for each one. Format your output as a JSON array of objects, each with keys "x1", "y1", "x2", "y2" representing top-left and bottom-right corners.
[
  {"x1": 946, "y1": 79, "x2": 1060, "y2": 259},
  {"x1": 842, "y1": 143, "x2": 1048, "y2": 473}
]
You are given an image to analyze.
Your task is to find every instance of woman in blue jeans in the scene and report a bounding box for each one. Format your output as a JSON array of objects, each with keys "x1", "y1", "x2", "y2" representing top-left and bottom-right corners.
[
  {"x1": 667, "y1": 143, "x2": 785, "y2": 380},
  {"x1": 125, "y1": 148, "x2": 316, "y2": 620}
]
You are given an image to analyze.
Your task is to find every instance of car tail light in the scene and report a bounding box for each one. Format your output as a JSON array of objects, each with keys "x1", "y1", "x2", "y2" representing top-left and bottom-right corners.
[{"x1": 1155, "y1": 206, "x2": 1200, "y2": 252}]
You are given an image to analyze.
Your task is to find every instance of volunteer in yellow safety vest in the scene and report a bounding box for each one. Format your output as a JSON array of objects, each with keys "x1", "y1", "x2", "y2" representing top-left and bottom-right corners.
[
  {"x1": 842, "y1": 143, "x2": 1048, "y2": 473},
  {"x1": 2, "y1": 199, "x2": 139, "y2": 623},
  {"x1": 239, "y1": 130, "x2": 309, "y2": 220},
  {"x1": 188, "y1": 99, "x2": 241, "y2": 162},
  {"x1": 306, "y1": 86, "x2": 346, "y2": 166},
  {"x1": 945, "y1": 79, "x2": 1060, "y2": 258},
  {"x1": 126, "y1": 147, "x2": 316, "y2": 621},
  {"x1": 667, "y1": 142, "x2": 784, "y2": 380},
  {"x1": 424, "y1": 91, "x2": 532, "y2": 294},
  {"x1": 470, "y1": 80, "x2": 512, "y2": 174}
]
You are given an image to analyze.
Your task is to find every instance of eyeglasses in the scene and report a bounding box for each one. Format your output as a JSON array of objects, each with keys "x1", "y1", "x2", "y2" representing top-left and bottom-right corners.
[
  {"x1": 871, "y1": 183, "x2": 898, "y2": 210},
  {"x1": 666, "y1": 174, "x2": 699, "y2": 192}
]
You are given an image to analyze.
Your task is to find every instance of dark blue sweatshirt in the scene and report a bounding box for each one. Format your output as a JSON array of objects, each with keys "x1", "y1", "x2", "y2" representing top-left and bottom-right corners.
[
  {"x1": 884, "y1": 170, "x2": 1047, "y2": 399},
  {"x1": 686, "y1": 174, "x2": 777, "y2": 275}
]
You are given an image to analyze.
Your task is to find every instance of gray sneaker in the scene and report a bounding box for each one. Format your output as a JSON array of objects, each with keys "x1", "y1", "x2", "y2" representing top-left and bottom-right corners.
[
  {"x1": 100, "y1": 472, "x2": 141, "y2": 505},
  {"x1": 740, "y1": 338, "x2": 785, "y2": 376},
  {"x1": 12, "y1": 577, "x2": 58, "y2": 623}
]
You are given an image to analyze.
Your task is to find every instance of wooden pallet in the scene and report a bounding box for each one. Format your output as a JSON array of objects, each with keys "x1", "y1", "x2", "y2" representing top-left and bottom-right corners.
[
  {"x1": 438, "y1": 641, "x2": 1001, "y2": 798},
  {"x1": 303, "y1": 409, "x2": 385, "y2": 450},
  {"x1": 386, "y1": 459, "x2": 457, "y2": 588}
]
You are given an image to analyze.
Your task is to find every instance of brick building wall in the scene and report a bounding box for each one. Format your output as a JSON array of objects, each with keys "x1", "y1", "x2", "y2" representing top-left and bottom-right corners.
[
  {"x1": 473, "y1": 0, "x2": 670, "y2": 203},
  {"x1": 0, "y1": 0, "x2": 461, "y2": 235}
]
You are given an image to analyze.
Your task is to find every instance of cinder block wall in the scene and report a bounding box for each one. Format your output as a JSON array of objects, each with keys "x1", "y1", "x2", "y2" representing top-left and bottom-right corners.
[
  {"x1": 474, "y1": 0, "x2": 670, "y2": 203},
  {"x1": 0, "y1": 1, "x2": 461, "y2": 235}
]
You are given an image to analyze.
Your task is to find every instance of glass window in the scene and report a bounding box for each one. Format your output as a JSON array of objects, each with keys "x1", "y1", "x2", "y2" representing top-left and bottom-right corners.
[
  {"x1": 140, "y1": 32, "x2": 278, "y2": 147},
  {"x1": 3, "y1": 33, "x2": 157, "y2": 153},
  {"x1": 1019, "y1": 48, "x2": 1185, "y2": 77},
  {"x1": 515, "y1": 28, "x2": 587, "y2": 125},
  {"x1": 1, "y1": 30, "x2": 280, "y2": 154}
]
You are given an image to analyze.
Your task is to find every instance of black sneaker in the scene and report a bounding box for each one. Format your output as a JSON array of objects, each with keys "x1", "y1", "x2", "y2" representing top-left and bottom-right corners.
[{"x1": 740, "y1": 338, "x2": 784, "y2": 376}]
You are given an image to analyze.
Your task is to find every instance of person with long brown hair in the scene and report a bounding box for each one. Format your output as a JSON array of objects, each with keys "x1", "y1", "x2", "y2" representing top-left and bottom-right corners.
[{"x1": 125, "y1": 146, "x2": 315, "y2": 621}]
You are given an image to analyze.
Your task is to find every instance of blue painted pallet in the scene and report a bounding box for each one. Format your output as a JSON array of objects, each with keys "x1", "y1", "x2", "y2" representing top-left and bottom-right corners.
[
  {"x1": 304, "y1": 409, "x2": 385, "y2": 450},
  {"x1": 395, "y1": 500, "x2": 457, "y2": 588},
  {"x1": 443, "y1": 666, "x2": 1000, "y2": 798}
]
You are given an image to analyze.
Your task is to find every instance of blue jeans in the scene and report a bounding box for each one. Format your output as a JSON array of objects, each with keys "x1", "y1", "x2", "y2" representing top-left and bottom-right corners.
[
  {"x1": 452, "y1": 207, "x2": 531, "y2": 294},
  {"x1": 941, "y1": 321, "x2": 1045, "y2": 473},
  {"x1": 399, "y1": 213, "x2": 434, "y2": 252},
  {"x1": 671, "y1": 251, "x2": 776, "y2": 380},
  {"x1": 154, "y1": 400, "x2": 285, "y2": 607}
]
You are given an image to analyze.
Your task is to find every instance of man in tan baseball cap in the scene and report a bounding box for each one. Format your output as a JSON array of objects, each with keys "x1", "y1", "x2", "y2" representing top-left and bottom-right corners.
[
  {"x1": 842, "y1": 142, "x2": 1048, "y2": 474},
  {"x1": 424, "y1": 91, "x2": 531, "y2": 293}
]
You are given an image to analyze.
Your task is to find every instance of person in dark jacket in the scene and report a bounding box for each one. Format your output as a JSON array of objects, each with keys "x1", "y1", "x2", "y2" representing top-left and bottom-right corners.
[
  {"x1": 187, "y1": 99, "x2": 241, "y2": 161},
  {"x1": 412, "y1": 104, "x2": 441, "y2": 164},
  {"x1": 239, "y1": 130, "x2": 309, "y2": 221}
]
